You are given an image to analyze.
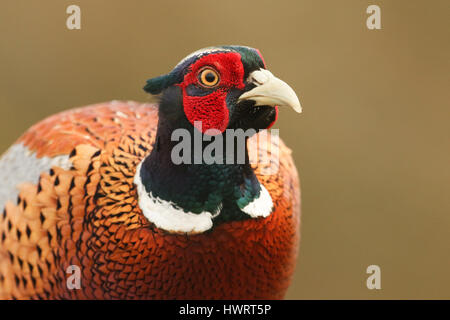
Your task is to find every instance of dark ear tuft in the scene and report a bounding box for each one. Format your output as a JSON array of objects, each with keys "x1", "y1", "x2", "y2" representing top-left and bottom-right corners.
[
  {"x1": 143, "y1": 73, "x2": 181, "y2": 95},
  {"x1": 143, "y1": 75, "x2": 169, "y2": 95}
]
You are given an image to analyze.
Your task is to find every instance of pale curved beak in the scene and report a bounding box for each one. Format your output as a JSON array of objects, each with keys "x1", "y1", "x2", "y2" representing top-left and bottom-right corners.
[{"x1": 238, "y1": 69, "x2": 302, "y2": 113}]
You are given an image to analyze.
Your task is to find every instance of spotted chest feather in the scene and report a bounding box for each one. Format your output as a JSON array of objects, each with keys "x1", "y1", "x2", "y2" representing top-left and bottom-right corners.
[{"x1": 0, "y1": 101, "x2": 300, "y2": 299}]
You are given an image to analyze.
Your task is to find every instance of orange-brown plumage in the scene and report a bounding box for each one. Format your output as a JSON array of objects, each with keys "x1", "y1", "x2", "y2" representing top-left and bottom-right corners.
[{"x1": 0, "y1": 101, "x2": 300, "y2": 299}]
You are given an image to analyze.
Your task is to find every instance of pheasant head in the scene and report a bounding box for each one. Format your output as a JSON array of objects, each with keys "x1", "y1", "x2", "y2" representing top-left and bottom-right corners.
[{"x1": 144, "y1": 45, "x2": 301, "y2": 133}]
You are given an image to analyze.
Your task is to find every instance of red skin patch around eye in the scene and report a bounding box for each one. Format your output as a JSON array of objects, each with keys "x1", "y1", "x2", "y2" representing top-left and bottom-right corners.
[{"x1": 178, "y1": 52, "x2": 245, "y2": 134}]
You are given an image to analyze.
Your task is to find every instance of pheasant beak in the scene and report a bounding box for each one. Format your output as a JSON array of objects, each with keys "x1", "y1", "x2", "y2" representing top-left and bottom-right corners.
[{"x1": 238, "y1": 69, "x2": 302, "y2": 113}]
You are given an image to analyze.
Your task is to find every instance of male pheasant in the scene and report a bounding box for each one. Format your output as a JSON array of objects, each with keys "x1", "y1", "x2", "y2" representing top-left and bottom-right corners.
[{"x1": 0, "y1": 46, "x2": 302, "y2": 299}]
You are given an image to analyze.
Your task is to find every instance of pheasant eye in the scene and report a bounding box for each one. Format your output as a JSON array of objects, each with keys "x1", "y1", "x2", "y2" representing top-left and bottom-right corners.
[{"x1": 198, "y1": 68, "x2": 220, "y2": 87}]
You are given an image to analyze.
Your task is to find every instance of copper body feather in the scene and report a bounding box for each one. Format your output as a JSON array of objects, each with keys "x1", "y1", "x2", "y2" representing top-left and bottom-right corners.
[{"x1": 0, "y1": 101, "x2": 300, "y2": 299}]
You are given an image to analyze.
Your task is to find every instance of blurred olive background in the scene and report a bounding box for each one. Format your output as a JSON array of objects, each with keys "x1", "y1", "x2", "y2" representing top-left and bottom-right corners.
[{"x1": 0, "y1": 0, "x2": 449, "y2": 299}]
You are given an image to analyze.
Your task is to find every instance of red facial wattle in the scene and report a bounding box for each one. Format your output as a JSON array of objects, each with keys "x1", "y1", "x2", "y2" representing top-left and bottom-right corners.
[
  {"x1": 178, "y1": 52, "x2": 245, "y2": 134},
  {"x1": 181, "y1": 89, "x2": 229, "y2": 134}
]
